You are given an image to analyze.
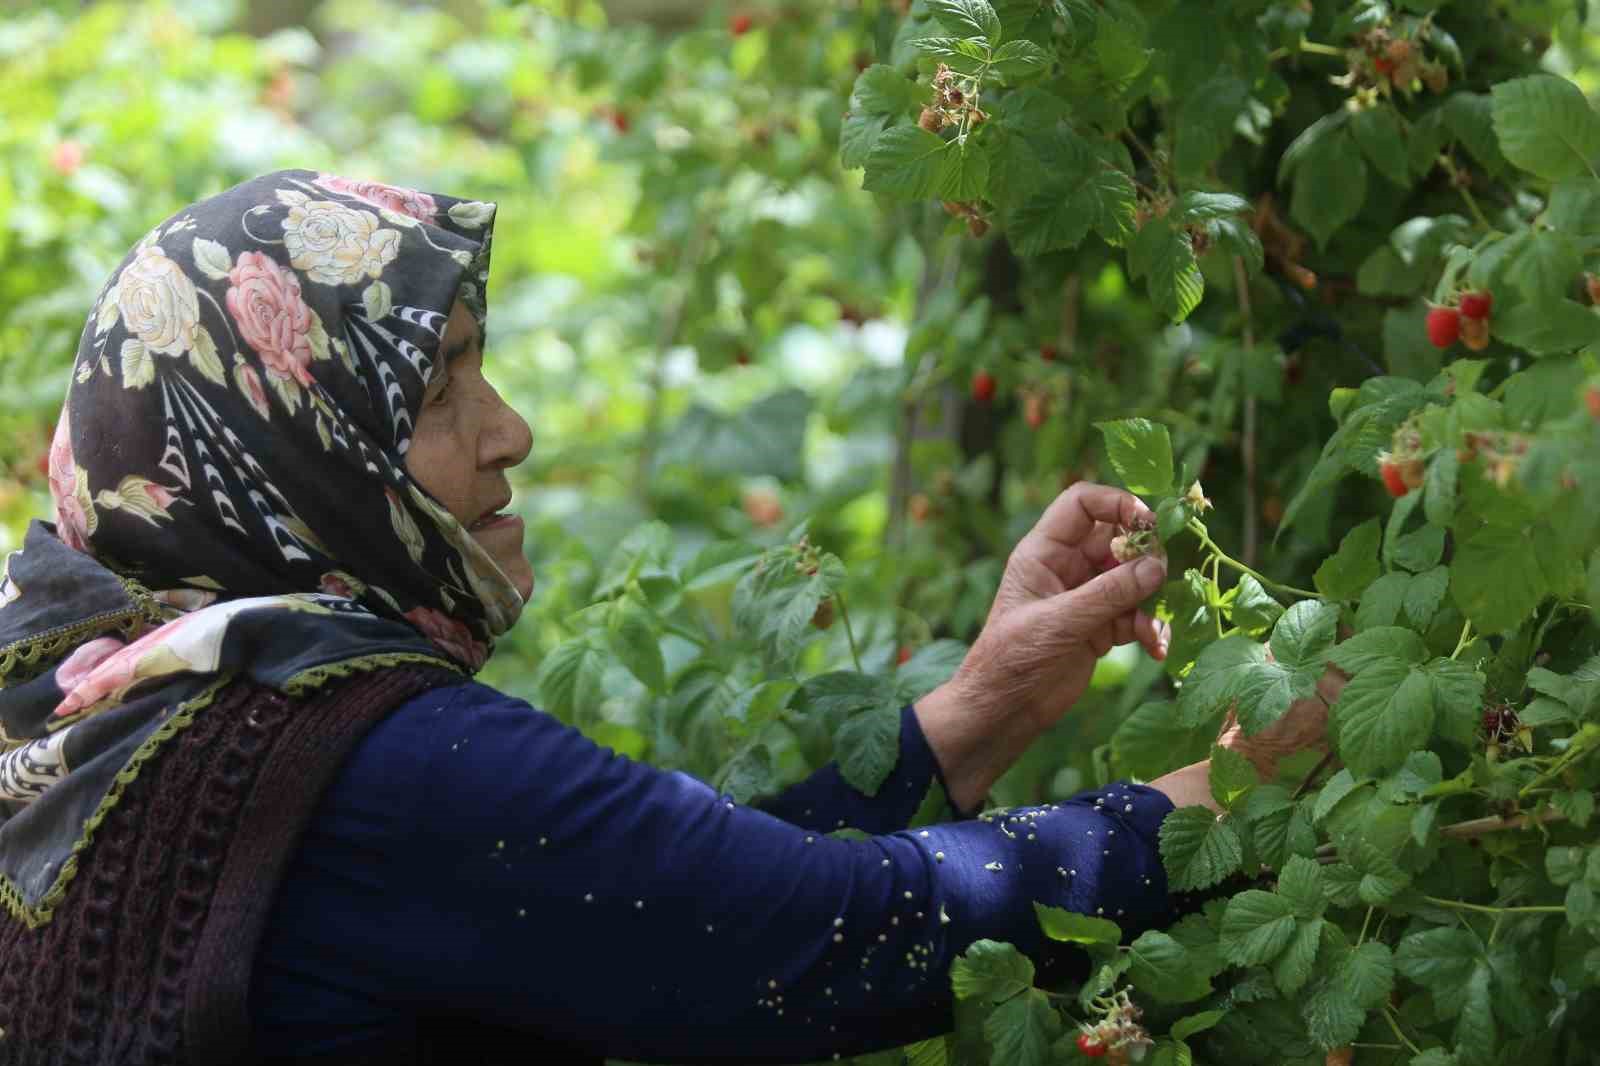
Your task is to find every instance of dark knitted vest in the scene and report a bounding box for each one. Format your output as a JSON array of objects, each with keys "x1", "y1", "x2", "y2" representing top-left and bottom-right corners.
[{"x1": 0, "y1": 665, "x2": 473, "y2": 1065}]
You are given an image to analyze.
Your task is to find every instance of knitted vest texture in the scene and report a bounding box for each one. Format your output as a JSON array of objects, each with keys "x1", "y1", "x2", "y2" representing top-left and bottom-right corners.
[{"x1": 0, "y1": 665, "x2": 460, "y2": 1066}]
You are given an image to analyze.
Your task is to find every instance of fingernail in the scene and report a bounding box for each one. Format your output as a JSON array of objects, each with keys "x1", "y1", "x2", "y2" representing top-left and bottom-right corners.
[{"x1": 1134, "y1": 555, "x2": 1166, "y2": 592}]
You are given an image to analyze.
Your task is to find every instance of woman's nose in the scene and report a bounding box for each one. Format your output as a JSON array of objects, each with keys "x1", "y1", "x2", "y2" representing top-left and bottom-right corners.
[{"x1": 482, "y1": 388, "x2": 532, "y2": 471}]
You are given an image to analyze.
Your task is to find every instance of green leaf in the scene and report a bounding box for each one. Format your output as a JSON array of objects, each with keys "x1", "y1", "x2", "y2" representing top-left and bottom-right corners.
[
  {"x1": 841, "y1": 66, "x2": 921, "y2": 169},
  {"x1": 1421, "y1": 657, "x2": 1485, "y2": 746},
  {"x1": 1007, "y1": 185, "x2": 1093, "y2": 256},
  {"x1": 1291, "y1": 127, "x2": 1368, "y2": 248},
  {"x1": 1277, "y1": 855, "x2": 1327, "y2": 919},
  {"x1": 1492, "y1": 299, "x2": 1600, "y2": 356},
  {"x1": 1511, "y1": 231, "x2": 1581, "y2": 310},
  {"x1": 909, "y1": 780, "x2": 952, "y2": 829},
  {"x1": 834, "y1": 703, "x2": 903, "y2": 796},
  {"x1": 533, "y1": 637, "x2": 608, "y2": 721},
  {"x1": 1077, "y1": 162, "x2": 1138, "y2": 247},
  {"x1": 1425, "y1": 449, "x2": 1459, "y2": 526},
  {"x1": 1546, "y1": 177, "x2": 1600, "y2": 233},
  {"x1": 1131, "y1": 216, "x2": 1205, "y2": 322},
  {"x1": 936, "y1": 140, "x2": 991, "y2": 201},
  {"x1": 910, "y1": 36, "x2": 990, "y2": 76},
  {"x1": 1355, "y1": 571, "x2": 1412, "y2": 632},
  {"x1": 1314, "y1": 518, "x2": 1382, "y2": 600},
  {"x1": 1095, "y1": 418, "x2": 1175, "y2": 495},
  {"x1": 1351, "y1": 106, "x2": 1412, "y2": 188},
  {"x1": 863, "y1": 126, "x2": 953, "y2": 200},
  {"x1": 1451, "y1": 521, "x2": 1563, "y2": 634},
  {"x1": 1034, "y1": 903, "x2": 1122, "y2": 945},
  {"x1": 1446, "y1": 92, "x2": 1508, "y2": 177},
  {"x1": 1403, "y1": 565, "x2": 1450, "y2": 627},
  {"x1": 607, "y1": 595, "x2": 666, "y2": 693},
  {"x1": 950, "y1": 938, "x2": 1035, "y2": 1002},
  {"x1": 1313, "y1": 769, "x2": 1363, "y2": 824},
  {"x1": 893, "y1": 639, "x2": 970, "y2": 703},
  {"x1": 1553, "y1": 789, "x2": 1596, "y2": 828},
  {"x1": 1175, "y1": 636, "x2": 1267, "y2": 727},
  {"x1": 1209, "y1": 744, "x2": 1259, "y2": 810},
  {"x1": 1333, "y1": 658, "x2": 1435, "y2": 777},
  {"x1": 1453, "y1": 963, "x2": 1497, "y2": 1065},
  {"x1": 1274, "y1": 916, "x2": 1324, "y2": 996},
  {"x1": 1127, "y1": 929, "x2": 1212, "y2": 1002},
  {"x1": 1304, "y1": 934, "x2": 1394, "y2": 1050},
  {"x1": 1170, "y1": 1010, "x2": 1224, "y2": 1041},
  {"x1": 1328, "y1": 629, "x2": 1428, "y2": 675},
  {"x1": 1490, "y1": 74, "x2": 1600, "y2": 181},
  {"x1": 928, "y1": 0, "x2": 1002, "y2": 41},
  {"x1": 717, "y1": 744, "x2": 777, "y2": 803},
  {"x1": 1394, "y1": 750, "x2": 1443, "y2": 794},
  {"x1": 1391, "y1": 527, "x2": 1446, "y2": 573},
  {"x1": 1175, "y1": 76, "x2": 1250, "y2": 177},
  {"x1": 990, "y1": 39, "x2": 1050, "y2": 80},
  {"x1": 1111, "y1": 700, "x2": 1214, "y2": 779},
  {"x1": 1229, "y1": 575, "x2": 1283, "y2": 636},
  {"x1": 1159, "y1": 806, "x2": 1244, "y2": 892},
  {"x1": 1547, "y1": 845, "x2": 1587, "y2": 886},
  {"x1": 1248, "y1": 601, "x2": 1341, "y2": 732},
  {"x1": 1220, "y1": 890, "x2": 1297, "y2": 966},
  {"x1": 984, "y1": 989, "x2": 1059, "y2": 1066},
  {"x1": 1175, "y1": 192, "x2": 1251, "y2": 222}
]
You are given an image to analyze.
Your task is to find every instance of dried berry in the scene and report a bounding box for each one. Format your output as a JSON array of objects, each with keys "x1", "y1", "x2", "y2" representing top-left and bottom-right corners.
[{"x1": 1461, "y1": 313, "x2": 1490, "y2": 351}]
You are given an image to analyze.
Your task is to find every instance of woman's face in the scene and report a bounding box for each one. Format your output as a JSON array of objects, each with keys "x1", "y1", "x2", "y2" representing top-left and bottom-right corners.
[{"x1": 405, "y1": 300, "x2": 535, "y2": 603}]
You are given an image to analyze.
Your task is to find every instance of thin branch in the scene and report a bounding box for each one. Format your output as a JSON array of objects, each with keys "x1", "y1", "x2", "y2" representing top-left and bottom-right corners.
[
  {"x1": 1233, "y1": 254, "x2": 1259, "y2": 568},
  {"x1": 636, "y1": 207, "x2": 717, "y2": 505},
  {"x1": 1291, "y1": 750, "x2": 1340, "y2": 801}
]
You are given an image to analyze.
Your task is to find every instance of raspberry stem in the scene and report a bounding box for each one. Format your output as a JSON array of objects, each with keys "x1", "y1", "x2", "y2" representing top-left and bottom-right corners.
[
  {"x1": 1187, "y1": 520, "x2": 1322, "y2": 601},
  {"x1": 834, "y1": 590, "x2": 864, "y2": 673}
]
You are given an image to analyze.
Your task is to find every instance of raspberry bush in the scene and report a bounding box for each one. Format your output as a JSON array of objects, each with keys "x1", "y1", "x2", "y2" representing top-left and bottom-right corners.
[{"x1": 6, "y1": 1, "x2": 1600, "y2": 1064}]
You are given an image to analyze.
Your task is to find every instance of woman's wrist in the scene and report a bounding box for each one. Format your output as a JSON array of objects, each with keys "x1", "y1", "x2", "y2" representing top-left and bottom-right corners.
[
  {"x1": 1149, "y1": 759, "x2": 1221, "y2": 813},
  {"x1": 912, "y1": 679, "x2": 1037, "y2": 815}
]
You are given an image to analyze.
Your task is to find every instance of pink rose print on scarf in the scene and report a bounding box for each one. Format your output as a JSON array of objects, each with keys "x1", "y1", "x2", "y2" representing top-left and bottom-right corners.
[
  {"x1": 225, "y1": 251, "x2": 317, "y2": 386},
  {"x1": 55, "y1": 636, "x2": 126, "y2": 694},
  {"x1": 47, "y1": 413, "x2": 91, "y2": 553},
  {"x1": 404, "y1": 606, "x2": 488, "y2": 671},
  {"x1": 313, "y1": 175, "x2": 439, "y2": 223},
  {"x1": 51, "y1": 611, "x2": 209, "y2": 720}
]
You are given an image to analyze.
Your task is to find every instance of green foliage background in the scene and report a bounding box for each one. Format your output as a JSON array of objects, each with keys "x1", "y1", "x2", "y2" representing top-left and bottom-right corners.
[{"x1": 7, "y1": 1, "x2": 1600, "y2": 1063}]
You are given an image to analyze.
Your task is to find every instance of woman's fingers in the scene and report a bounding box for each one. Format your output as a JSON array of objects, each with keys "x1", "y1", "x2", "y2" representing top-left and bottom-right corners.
[
  {"x1": 1029, "y1": 482, "x2": 1153, "y2": 553},
  {"x1": 1107, "y1": 610, "x2": 1168, "y2": 660}
]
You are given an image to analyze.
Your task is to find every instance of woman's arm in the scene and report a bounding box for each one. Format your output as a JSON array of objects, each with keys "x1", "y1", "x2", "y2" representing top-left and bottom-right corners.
[
  {"x1": 752, "y1": 703, "x2": 978, "y2": 834},
  {"x1": 254, "y1": 682, "x2": 1177, "y2": 1064}
]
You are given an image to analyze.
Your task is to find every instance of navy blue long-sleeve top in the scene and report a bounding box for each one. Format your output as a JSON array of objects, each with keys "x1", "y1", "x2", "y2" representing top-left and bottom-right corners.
[{"x1": 250, "y1": 681, "x2": 1179, "y2": 1062}]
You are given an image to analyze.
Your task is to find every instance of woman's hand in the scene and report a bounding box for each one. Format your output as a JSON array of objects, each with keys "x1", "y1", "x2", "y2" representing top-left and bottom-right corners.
[
  {"x1": 1215, "y1": 665, "x2": 1347, "y2": 781},
  {"x1": 914, "y1": 482, "x2": 1172, "y2": 812},
  {"x1": 1151, "y1": 665, "x2": 1348, "y2": 812}
]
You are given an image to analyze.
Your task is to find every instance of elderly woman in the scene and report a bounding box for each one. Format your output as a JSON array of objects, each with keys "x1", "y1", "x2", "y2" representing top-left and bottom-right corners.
[{"x1": 0, "y1": 171, "x2": 1328, "y2": 1064}]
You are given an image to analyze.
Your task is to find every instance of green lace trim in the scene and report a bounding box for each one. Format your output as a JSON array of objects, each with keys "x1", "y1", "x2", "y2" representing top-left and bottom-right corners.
[
  {"x1": 0, "y1": 650, "x2": 461, "y2": 929},
  {"x1": 0, "y1": 675, "x2": 230, "y2": 930},
  {"x1": 0, "y1": 575, "x2": 172, "y2": 688},
  {"x1": 281, "y1": 650, "x2": 462, "y2": 696}
]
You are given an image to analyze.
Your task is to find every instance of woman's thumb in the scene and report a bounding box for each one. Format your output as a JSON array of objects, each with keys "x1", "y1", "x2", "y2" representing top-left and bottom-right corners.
[{"x1": 1058, "y1": 555, "x2": 1166, "y2": 633}]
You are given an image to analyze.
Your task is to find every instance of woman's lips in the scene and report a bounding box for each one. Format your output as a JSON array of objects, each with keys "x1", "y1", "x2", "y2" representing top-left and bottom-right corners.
[{"x1": 468, "y1": 512, "x2": 520, "y2": 533}]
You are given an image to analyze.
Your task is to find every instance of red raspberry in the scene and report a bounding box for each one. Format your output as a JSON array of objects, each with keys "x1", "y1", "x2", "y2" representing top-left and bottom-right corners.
[
  {"x1": 1076, "y1": 1033, "x2": 1108, "y2": 1058},
  {"x1": 1040, "y1": 344, "x2": 1058, "y2": 362},
  {"x1": 1587, "y1": 386, "x2": 1600, "y2": 420},
  {"x1": 1426, "y1": 306, "x2": 1461, "y2": 348},
  {"x1": 1380, "y1": 459, "x2": 1409, "y2": 498},
  {"x1": 729, "y1": 12, "x2": 753, "y2": 35},
  {"x1": 1459, "y1": 291, "x2": 1493, "y2": 320},
  {"x1": 1461, "y1": 314, "x2": 1490, "y2": 351},
  {"x1": 896, "y1": 645, "x2": 913, "y2": 666},
  {"x1": 971, "y1": 370, "x2": 996, "y2": 404}
]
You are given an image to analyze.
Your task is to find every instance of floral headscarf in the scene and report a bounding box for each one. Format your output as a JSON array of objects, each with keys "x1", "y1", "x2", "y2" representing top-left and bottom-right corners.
[{"x1": 0, "y1": 169, "x2": 522, "y2": 915}]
